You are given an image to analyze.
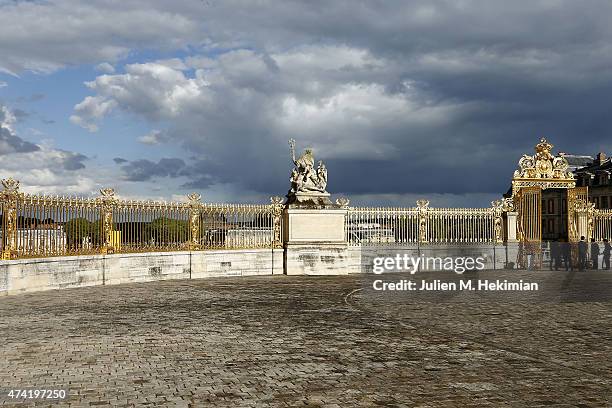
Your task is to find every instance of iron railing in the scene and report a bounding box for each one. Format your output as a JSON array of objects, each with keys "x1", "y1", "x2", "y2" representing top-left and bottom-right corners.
[
  {"x1": 346, "y1": 207, "x2": 419, "y2": 244},
  {"x1": 346, "y1": 200, "x2": 504, "y2": 245},
  {"x1": 427, "y1": 207, "x2": 497, "y2": 244},
  {"x1": 0, "y1": 178, "x2": 284, "y2": 259},
  {"x1": 593, "y1": 209, "x2": 612, "y2": 241}
]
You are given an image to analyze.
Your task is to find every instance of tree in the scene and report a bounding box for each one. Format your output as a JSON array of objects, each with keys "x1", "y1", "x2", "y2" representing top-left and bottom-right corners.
[
  {"x1": 145, "y1": 217, "x2": 189, "y2": 246},
  {"x1": 64, "y1": 218, "x2": 101, "y2": 248}
]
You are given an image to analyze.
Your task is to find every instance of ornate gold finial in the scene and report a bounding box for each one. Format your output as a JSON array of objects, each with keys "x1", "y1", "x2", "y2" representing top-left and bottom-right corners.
[
  {"x1": 270, "y1": 196, "x2": 284, "y2": 205},
  {"x1": 187, "y1": 192, "x2": 202, "y2": 203},
  {"x1": 99, "y1": 188, "x2": 115, "y2": 198},
  {"x1": 1, "y1": 177, "x2": 20, "y2": 193},
  {"x1": 416, "y1": 199, "x2": 430, "y2": 209},
  {"x1": 335, "y1": 197, "x2": 350, "y2": 208},
  {"x1": 535, "y1": 137, "x2": 553, "y2": 159},
  {"x1": 512, "y1": 137, "x2": 574, "y2": 187},
  {"x1": 491, "y1": 197, "x2": 514, "y2": 212}
]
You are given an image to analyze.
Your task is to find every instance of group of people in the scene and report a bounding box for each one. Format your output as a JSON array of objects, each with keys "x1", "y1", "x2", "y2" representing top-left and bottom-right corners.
[{"x1": 549, "y1": 237, "x2": 612, "y2": 271}]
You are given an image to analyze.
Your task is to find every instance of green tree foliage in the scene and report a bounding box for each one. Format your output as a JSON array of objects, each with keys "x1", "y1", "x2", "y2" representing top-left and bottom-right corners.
[
  {"x1": 64, "y1": 218, "x2": 101, "y2": 247},
  {"x1": 145, "y1": 217, "x2": 188, "y2": 244}
]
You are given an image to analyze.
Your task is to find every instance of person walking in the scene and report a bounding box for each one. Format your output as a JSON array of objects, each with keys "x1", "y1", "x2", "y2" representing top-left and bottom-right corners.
[
  {"x1": 550, "y1": 240, "x2": 561, "y2": 271},
  {"x1": 561, "y1": 239, "x2": 572, "y2": 271},
  {"x1": 603, "y1": 238, "x2": 611, "y2": 270},
  {"x1": 578, "y1": 236, "x2": 588, "y2": 271},
  {"x1": 590, "y1": 238, "x2": 600, "y2": 270}
]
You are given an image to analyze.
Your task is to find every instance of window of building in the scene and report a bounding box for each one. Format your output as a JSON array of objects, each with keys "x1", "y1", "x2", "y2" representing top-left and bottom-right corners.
[
  {"x1": 595, "y1": 197, "x2": 600, "y2": 208},
  {"x1": 542, "y1": 200, "x2": 547, "y2": 214},
  {"x1": 548, "y1": 219, "x2": 554, "y2": 233},
  {"x1": 548, "y1": 199, "x2": 554, "y2": 214},
  {"x1": 562, "y1": 198, "x2": 567, "y2": 214},
  {"x1": 602, "y1": 196, "x2": 609, "y2": 209}
]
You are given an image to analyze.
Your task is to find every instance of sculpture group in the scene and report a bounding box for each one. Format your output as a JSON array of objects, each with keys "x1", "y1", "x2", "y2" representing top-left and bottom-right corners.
[
  {"x1": 288, "y1": 138, "x2": 328, "y2": 194},
  {"x1": 286, "y1": 139, "x2": 332, "y2": 206}
]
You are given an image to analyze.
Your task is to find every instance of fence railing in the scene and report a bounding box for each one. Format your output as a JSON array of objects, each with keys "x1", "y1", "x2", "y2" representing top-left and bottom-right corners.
[
  {"x1": 593, "y1": 209, "x2": 612, "y2": 241},
  {"x1": 0, "y1": 178, "x2": 284, "y2": 260},
  {"x1": 346, "y1": 207, "x2": 419, "y2": 244},
  {"x1": 346, "y1": 200, "x2": 505, "y2": 245},
  {"x1": 427, "y1": 207, "x2": 498, "y2": 244}
]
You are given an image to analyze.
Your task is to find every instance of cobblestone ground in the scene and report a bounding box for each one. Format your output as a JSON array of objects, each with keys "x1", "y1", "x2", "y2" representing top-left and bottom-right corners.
[{"x1": 0, "y1": 270, "x2": 611, "y2": 407}]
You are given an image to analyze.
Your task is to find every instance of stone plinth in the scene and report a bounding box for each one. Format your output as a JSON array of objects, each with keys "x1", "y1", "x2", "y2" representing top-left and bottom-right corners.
[
  {"x1": 284, "y1": 243, "x2": 356, "y2": 275},
  {"x1": 284, "y1": 208, "x2": 346, "y2": 243},
  {"x1": 506, "y1": 211, "x2": 518, "y2": 243},
  {"x1": 283, "y1": 208, "x2": 357, "y2": 275}
]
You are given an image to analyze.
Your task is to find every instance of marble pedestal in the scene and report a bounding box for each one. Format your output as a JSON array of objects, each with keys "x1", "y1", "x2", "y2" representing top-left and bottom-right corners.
[{"x1": 283, "y1": 208, "x2": 357, "y2": 275}]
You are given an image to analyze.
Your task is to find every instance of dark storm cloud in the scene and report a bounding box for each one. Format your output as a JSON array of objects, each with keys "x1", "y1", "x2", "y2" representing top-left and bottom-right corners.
[
  {"x1": 0, "y1": 125, "x2": 40, "y2": 154},
  {"x1": 61, "y1": 152, "x2": 87, "y2": 170},
  {"x1": 120, "y1": 158, "x2": 188, "y2": 181},
  {"x1": 181, "y1": 175, "x2": 217, "y2": 190},
  {"x1": 117, "y1": 156, "x2": 222, "y2": 189},
  {"x1": 68, "y1": 1, "x2": 612, "y2": 202}
]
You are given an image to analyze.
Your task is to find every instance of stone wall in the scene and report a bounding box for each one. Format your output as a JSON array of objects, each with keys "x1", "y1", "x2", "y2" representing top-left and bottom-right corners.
[
  {"x1": 0, "y1": 240, "x2": 521, "y2": 296},
  {"x1": 0, "y1": 249, "x2": 284, "y2": 296}
]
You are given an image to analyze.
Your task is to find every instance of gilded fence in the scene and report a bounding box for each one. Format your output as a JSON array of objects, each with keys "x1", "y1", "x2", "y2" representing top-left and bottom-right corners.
[
  {"x1": 346, "y1": 206, "x2": 419, "y2": 244},
  {"x1": 0, "y1": 178, "x2": 284, "y2": 260},
  {"x1": 346, "y1": 200, "x2": 505, "y2": 245},
  {"x1": 593, "y1": 209, "x2": 612, "y2": 241}
]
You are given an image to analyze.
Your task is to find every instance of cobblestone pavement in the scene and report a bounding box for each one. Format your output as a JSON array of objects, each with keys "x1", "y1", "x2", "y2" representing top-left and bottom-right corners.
[{"x1": 0, "y1": 270, "x2": 611, "y2": 407}]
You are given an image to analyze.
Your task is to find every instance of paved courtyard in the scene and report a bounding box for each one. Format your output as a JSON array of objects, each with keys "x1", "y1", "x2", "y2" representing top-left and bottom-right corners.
[{"x1": 0, "y1": 270, "x2": 611, "y2": 407}]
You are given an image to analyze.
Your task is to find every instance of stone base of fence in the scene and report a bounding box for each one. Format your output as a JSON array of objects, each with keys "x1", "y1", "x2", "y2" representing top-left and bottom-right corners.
[
  {"x1": 0, "y1": 243, "x2": 524, "y2": 296},
  {"x1": 0, "y1": 249, "x2": 284, "y2": 296}
]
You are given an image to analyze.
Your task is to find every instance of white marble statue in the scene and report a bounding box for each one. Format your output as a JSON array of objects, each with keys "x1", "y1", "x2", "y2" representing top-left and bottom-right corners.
[{"x1": 288, "y1": 139, "x2": 328, "y2": 194}]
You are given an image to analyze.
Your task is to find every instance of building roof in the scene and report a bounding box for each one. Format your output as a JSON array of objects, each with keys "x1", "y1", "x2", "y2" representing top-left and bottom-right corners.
[
  {"x1": 573, "y1": 153, "x2": 612, "y2": 174},
  {"x1": 558, "y1": 153, "x2": 594, "y2": 171}
]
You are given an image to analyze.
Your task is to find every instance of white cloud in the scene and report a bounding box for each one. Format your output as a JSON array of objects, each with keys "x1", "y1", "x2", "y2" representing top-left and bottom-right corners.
[
  {"x1": 0, "y1": 105, "x2": 16, "y2": 129},
  {"x1": 0, "y1": 103, "x2": 98, "y2": 194},
  {"x1": 138, "y1": 129, "x2": 166, "y2": 145},
  {"x1": 0, "y1": 80, "x2": 7, "y2": 88},
  {"x1": 70, "y1": 96, "x2": 117, "y2": 132},
  {"x1": 72, "y1": 48, "x2": 466, "y2": 161},
  {"x1": 95, "y1": 62, "x2": 115, "y2": 74},
  {"x1": 71, "y1": 61, "x2": 209, "y2": 129}
]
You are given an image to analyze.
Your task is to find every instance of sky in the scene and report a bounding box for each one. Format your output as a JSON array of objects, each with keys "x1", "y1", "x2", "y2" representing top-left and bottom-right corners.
[{"x1": 1, "y1": 0, "x2": 612, "y2": 207}]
